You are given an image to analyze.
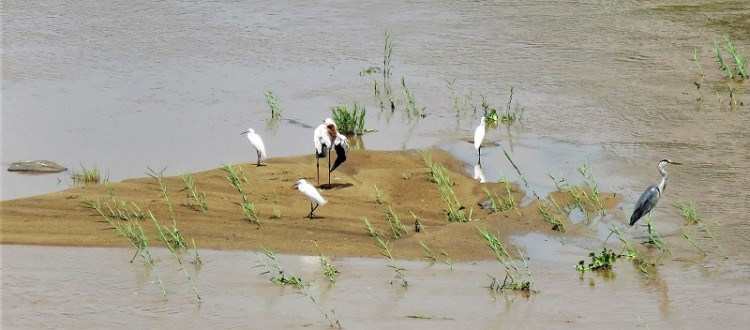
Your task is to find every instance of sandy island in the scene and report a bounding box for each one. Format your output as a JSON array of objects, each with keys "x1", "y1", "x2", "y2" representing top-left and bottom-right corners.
[{"x1": 0, "y1": 149, "x2": 618, "y2": 261}]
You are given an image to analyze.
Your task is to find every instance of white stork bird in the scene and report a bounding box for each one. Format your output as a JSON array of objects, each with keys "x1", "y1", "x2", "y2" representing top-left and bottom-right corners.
[{"x1": 313, "y1": 118, "x2": 349, "y2": 186}]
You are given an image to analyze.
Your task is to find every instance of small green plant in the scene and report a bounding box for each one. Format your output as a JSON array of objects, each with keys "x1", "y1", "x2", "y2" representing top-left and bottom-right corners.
[
  {"x1": 400, "y1": 76, "x2": 425, "y2": 118},
  {"x1": 480, "y1": 92, "x2": 499, "y2": 124},
  {"x1": 549, "y1": 172, "x2": 569, "y2": 191},
  {"x1": 578, "y1": 157, "x2": 604, "y2": 211},
  {"x1": 673, "y1": 201, "x2": 700, "y2": 225},
  {"x1": 149, "y1": 211, "x2": 201, "y2": 300},
  {"x1": 375, "y1": 236, "x2": 408, "y2": 287},
  {"x1": 699, "y1": 223, "x2": 728, "y2": 257},
  {"x1": 722, "y1": 36, "x2": 748, "y2": 79},
  {"x1": 265, "y1": 90, "x2": 282, "y2": 119},
  {"x1": 643, "y1": 216, "x2": 671, "y2": 254},
  {"x1": 441, "y1": 249, "x2": 454, "y2": 270},
  {"x1": 385, "y1": 205, "x2": 408, "y2": 238},
  {"x1": 258, "y1": 247, "x2": 303, "y2": 286},
  {"x1": 258, "y1": 247, "x2": 340, "y2": 327},
  {"x1": 609, "y1": 225, "x2": 650, "y2": 278},
  {"x1": 482, "y1": 185, "x2": 516, "y2": 213},
  {"x1": 682, "y1": 230, "x2": 707, "y2": 256},
  {"x1": 374, "y1": 184, "x2": 386, "y2": 204},
  {"x1": 363, "y1": 217, "x2": 378, "y2": 237},
  {"x1": 538, "y1": 204, "x2": 565, "y2": 232},
  {"x1": 693, "y1": 48, "x2": 704, "y2": 77},
  {"x1": 71, "y1": 164, "x2": 104, "y2": 185},
  {"x1": 423, "y1": 153, "x2": 468, "y2": 222},
  {"x1": 191, "y1": 238, "x2": 203, "y2": 267},
  {"x1": 418, "y1": 241, "x2": 437, "y2": 263},
  {"x1": 315, "y1": 242, "x2": 340, "y2": 283},
  {"x1": 478, "y1": 228, "x2": 535, "y2": 292},
  {"x1": 576, "y1": 247, "x2": 618, "y2": 274},
  {"x1": 270, "y1": 208, "x2": 282, "y2": 220},
  {"x1": 222, "y1": 163, "x2": 260, "y2": 225},
  {"x1": 331, "y1": 102, "x2": 366, "y2": 135},
  {"x1": 500, "y1": 86, "x2": 524, "y2": 124},
  {"x1": 179, "y1": 170, "x2": 207, "y2": 213}
]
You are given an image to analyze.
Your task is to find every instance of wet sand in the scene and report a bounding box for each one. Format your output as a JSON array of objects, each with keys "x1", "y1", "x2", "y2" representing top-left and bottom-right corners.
[{"x1": 0, "y1": 149, "x2": 617, "y2": 261}]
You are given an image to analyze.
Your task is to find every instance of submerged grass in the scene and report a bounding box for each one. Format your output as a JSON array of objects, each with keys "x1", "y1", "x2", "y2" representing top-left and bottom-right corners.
[
  {"x1": 375, "y1": 236, "x2": 408, "y2": 287},
  {"x1": 673, "y1": 201, "x2": 700, "y2": 225}
]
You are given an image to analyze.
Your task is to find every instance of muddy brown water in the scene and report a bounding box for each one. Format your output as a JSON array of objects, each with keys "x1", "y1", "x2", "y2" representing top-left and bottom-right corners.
[{"x1": 3, "y1": 0, "x2": 750, "y2": 328}]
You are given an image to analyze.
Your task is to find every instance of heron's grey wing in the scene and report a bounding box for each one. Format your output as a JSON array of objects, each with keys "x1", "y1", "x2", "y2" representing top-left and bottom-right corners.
[
  {"x1": 629, "y1": 184, "x2": 660, "y2": 226},
  {"x1": 330, "y1": 135, "x2": 349, "y2": 173}
]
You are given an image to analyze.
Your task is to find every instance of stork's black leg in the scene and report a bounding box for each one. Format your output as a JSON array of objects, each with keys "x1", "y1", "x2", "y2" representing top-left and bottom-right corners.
[{"x1": 327, "y1": 149, "x2": 332, "y2": 186}]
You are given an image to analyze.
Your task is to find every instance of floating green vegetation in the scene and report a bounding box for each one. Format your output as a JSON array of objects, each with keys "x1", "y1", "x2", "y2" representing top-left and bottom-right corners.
[
  {"x1": 576, "y1": 247, "x2": 618, "y2": 274},
  {"x1": 265, "y1": 90, "x2": 282, "y2": 119},
  {"x1": 71, "y1": 164, "x2": 105, "y2": 185},
  {"x1": 331, "y1": 102, "x2": 367, "y2": 135},
  {"x1": 179, "y1": 170, "x2": 207, "y2": 213},
  {"x1": 478, "y1": 228, "x2": 535, "y2": 292}
]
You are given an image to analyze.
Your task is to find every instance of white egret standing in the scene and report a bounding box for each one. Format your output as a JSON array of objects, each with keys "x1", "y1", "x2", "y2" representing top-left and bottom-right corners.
[
  {"x1": 313, "y1": 118, "x2": 349, "y2": 186},
  {"x1": 474, "y1": 117, "x2": 486, "y2": 160},
  {"x1": 293, "y1": 179, "x2": 327, "y2": 218},
  {"x1": 241, "y1": 128, "x2": 266, "y2": 166},
  {"x1": 629, "y1": 159, "x2": 682, "y2": 235}
]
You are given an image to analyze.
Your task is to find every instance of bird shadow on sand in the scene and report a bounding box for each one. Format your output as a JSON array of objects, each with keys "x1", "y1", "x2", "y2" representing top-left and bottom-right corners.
[{"x1": 318, "y1": 183, "x2": 353, "y2": 190}]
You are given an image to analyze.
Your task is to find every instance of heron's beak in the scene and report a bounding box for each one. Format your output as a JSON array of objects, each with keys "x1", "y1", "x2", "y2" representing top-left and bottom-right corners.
[
  {"x1": 291, "y1": 183, "x2": 299, "y2": 189},
  {"x1": 670, "y1": 161, "x2": 683, "y2": 165},
  {"x1": 240, "y1": 131, "x2": 248, "y2": 135}
]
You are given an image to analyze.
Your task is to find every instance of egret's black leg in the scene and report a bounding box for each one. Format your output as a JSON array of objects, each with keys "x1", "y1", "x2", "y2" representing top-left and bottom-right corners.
[
  {"x1": 257, "y1": 151, "x2": 261, "y2": 167},
  {"x1": 308, "y1": 203, "x2": 320, "y2": 219}
]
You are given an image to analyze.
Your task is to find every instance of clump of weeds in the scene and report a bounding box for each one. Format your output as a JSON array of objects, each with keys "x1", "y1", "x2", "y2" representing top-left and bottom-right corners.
[
  {"x1": 673, "y1": 201, "x2": 700, "y2": 225},
  {"x1": 419, "y1": 241, "x2": 437, "y2": 263},
  {"x1": 315, "y1": 242, "x2": 340, "y2": 283},
  {"x1": 385, "y1": 205, "x2": 408, "y2": 238},
  {"x1": 363, "y1": 217, "x2": 379, "y2": 237},
  {"x1": 374, "y1": 184, "x2": 386, "y2": 204},
  {"x1": 538, "y1": 204, "x2": 566, "y2": 232}
]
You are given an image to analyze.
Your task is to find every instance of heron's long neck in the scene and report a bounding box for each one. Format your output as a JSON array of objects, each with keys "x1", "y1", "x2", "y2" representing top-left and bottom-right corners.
[{"x1": 657, "y1": 167, "x2": 668, "y2": 193}]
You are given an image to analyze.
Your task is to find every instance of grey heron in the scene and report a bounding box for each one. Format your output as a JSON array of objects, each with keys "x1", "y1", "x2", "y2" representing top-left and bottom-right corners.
[
  {"x1": 313, "y1": 118, "x2": 349, "y2": 186},
  {"x1": 241, "y1": 128, "x2": 266, "y2": 167},
  {"x1": 629, "y1": 159, "x2": 682, "y2": 233},
  {"x1": 293, "y1": 179, "x2": 327, "y2": 218}
]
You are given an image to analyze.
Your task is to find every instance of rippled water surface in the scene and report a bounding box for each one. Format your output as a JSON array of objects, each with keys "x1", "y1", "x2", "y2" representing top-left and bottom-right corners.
[{"x1": 3, "y1": 0, "x2": 750, "y2": 328}]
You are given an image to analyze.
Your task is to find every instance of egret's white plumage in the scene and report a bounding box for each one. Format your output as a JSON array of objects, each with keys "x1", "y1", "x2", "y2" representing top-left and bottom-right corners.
[
  {"x1": 313, "y1": 118, "x2": 349, "y2": 186},
  {"x1": 241, "y1": 128, "x2": 266, "y2": 166},
  {"x1": 293, "y1": 179, "x2": 327, "y2": 218},
  {"x1": 474, "y1": 117, "x2": 486, "y2": 154}
]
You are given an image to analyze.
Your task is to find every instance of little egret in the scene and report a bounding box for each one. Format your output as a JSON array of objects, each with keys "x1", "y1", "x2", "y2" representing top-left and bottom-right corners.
[
  {"x1": 629, "y1": 159, "x2": 682, "y2": 234},
  {"x1": 313, "y1": 118, "x2": 349, "y2": 186},
  {"x1": 474, "y1": 117, "x2": 486, "y2": 159},
  {"x1": 293, "y1": 179, "x2": 327, "y2": 218},
  {"x1": 241, "y1": 128, "x2": 266, "y2": 166}
]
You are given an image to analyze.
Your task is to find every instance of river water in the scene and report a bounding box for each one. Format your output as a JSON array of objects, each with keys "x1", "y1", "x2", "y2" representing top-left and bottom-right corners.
[{"x1": 2, "y1": 0, "x2": 750, "y2": 328}]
